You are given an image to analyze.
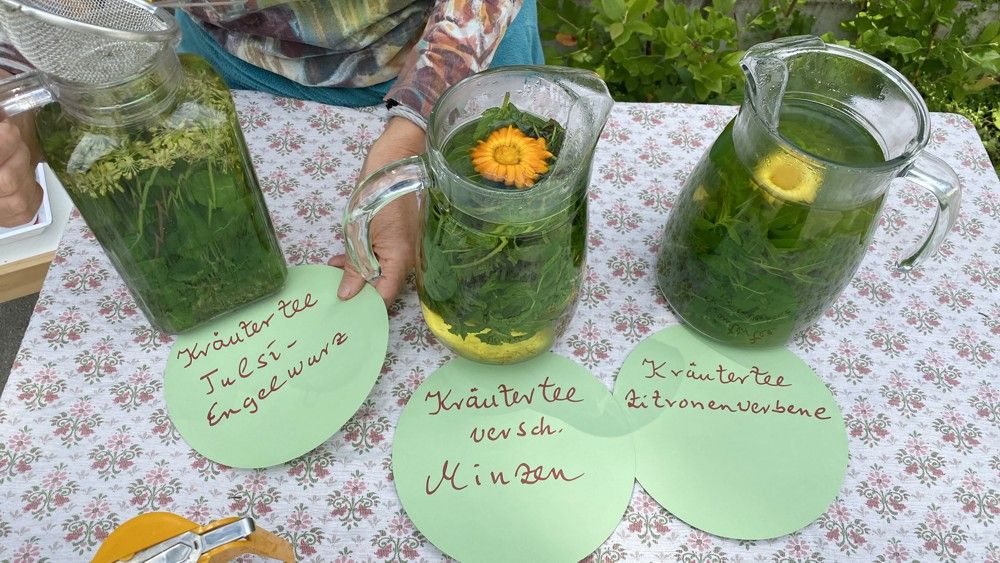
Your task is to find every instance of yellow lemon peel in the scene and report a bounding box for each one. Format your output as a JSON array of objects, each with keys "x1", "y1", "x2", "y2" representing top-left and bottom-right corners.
[
  {"x1": 470, "y1": 125, "x2": 553, "y2": 189},
  {"x1": 692, "y1": 186, "x2": 709, "y2": 202},
  {"x1": 421, "y1": 303, "x2": 553, "y2": 364},
  {"x1": 753, "y1": 152, "x2": 821, "y2": 204}
]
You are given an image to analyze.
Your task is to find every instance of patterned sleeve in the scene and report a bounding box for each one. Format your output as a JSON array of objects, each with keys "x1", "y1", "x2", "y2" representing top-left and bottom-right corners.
[
  {"x1": 385, "y1": 0, "x2": 522, "y2": 127},
  {"x1": 0, "y1": 38, "x2": 33, "y2": 76}
]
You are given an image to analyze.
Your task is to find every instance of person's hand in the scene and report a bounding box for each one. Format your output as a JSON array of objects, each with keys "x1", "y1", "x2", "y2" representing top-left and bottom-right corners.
[
  {"x1": 329, "y1": 116, "x2": 425, "y2": 307},
  {"x1": 0, "y1": 115, "x2": 43, "y2": 228}
]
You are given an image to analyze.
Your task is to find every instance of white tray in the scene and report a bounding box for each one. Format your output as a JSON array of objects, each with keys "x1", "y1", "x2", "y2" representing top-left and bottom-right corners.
[
  {"x1": 0, "y1": 163, "x2": 72, "y2": 267},
  {"x1": 0, "y1": 164, "x2": 53, "y2": 246}
]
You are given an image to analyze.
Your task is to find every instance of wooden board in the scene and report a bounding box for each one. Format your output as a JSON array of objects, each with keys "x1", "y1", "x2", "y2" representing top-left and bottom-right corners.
[
  {"x1": 0, "y1": 251, "x2": 54, "y2": 302},
  {"x1": 0, "y1": 164, "x2": 71, "y2": 304}
]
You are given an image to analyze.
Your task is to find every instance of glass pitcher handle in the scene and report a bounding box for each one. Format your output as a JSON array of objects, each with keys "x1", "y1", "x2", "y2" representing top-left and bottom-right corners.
[
  {"x1": 897, "y1": 152, "x2": 962, "y2": 271},
  {"x1": 343, "y1": 155, "x2": 430, "y2": 280},
  {"x1": 0, "y1": 71, "x2": 55, "y2": 120}
]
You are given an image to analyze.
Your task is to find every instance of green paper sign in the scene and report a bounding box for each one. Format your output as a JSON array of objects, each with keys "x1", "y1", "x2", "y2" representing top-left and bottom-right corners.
[
  {"x1": 393, "y1": 353, "x2": 635, "y2": 563},
  {"x1": 614, "y1": 325, "x2": 847, "y2": 540},
  {"x1": 164, "y1": 265, "x2": 388, "y2": 468}
]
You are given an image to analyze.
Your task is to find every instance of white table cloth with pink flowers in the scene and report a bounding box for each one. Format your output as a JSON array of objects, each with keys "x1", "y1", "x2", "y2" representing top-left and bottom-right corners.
[{"x1": 1, "y1": 91, "x2": 998, "y2": 562}]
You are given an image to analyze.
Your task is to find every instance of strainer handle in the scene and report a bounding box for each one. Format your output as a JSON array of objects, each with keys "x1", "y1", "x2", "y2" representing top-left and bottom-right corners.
[{"x1": 0, "y1": 71, "x2": 54, "y2": 120}]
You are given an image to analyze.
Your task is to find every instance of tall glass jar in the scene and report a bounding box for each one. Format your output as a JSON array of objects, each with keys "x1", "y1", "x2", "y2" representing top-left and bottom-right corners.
[{"x1": 35, "y1": 52, "x2": 287, "y2": 333}]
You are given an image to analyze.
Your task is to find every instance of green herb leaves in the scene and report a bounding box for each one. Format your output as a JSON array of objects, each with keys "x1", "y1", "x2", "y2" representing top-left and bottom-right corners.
[
  {"x1": 539, "y1": 0, "x2": 999, "y2": 173},
  {"x1": 473, "y1": 93, "x2": 566, "y2": 159},
  {"x1": 657, "y1": 102, "x2": 884, "y2": 346},
  {"x1": 416, "y1": 102, "x2": 585, "y2": 360},
  {"x1": 37, "y1": 55, "x2": 286, "y2": 333}
]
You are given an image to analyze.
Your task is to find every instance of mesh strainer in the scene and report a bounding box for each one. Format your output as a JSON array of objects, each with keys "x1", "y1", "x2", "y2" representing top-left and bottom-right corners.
[{"x1": 0, "y1": 0, "x2": 178, "y2": 86}]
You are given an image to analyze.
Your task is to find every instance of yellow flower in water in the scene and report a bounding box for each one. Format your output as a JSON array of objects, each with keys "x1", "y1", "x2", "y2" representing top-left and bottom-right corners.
[
  {"x1": 470, "y1": 125, "x2": 553, "y2": 189},
  {"x1": 753, "y1": 151, "x2": 821, "y2": 204}
]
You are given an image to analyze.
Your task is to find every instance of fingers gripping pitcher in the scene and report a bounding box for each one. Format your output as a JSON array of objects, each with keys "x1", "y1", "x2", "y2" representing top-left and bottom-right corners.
[
  {"x1": 657, "y1": 36, "x2": 961, "y2": 347},
  {"x1": 345, "y1": 67, "x2": 613, "y2": 364}
]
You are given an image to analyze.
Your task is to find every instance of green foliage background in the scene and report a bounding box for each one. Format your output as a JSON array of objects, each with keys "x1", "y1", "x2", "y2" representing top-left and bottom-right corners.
[{"x1": 538, "y1": 0, "x2": 1000, "y2": 173}]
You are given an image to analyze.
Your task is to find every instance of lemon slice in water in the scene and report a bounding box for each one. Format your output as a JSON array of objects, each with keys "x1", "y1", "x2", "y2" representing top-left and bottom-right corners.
[
  {"x1": 753, "y1": 152, "x2": 821, "y2": 204},
  {"x1": 421, "y1": 303, "x2": 554, "y2": 364}
]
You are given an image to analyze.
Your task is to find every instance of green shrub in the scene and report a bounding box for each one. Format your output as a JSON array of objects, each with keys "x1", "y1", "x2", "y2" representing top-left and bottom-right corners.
[
  {"x1": 538, "y1": 0, "x2": 1000, "y2": 172},
  {"x1": 842, "y1": 0, "x2": 999, "y2": 171},
  {"x1": 843, "y1": 0, "x2": 998, "y2": 104},
  {"x1": 539, "y1": 0, "x2": 745, "y2": 103}
]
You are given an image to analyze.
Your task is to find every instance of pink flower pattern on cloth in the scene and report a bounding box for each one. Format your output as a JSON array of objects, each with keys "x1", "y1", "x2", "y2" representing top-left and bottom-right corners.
[{"x1": 0, "y1": 93, "x2": 998, "y2": 561}]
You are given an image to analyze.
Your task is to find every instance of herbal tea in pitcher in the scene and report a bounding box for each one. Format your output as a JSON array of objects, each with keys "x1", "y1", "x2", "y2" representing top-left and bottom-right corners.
[
  {"x1": 657, "y1": 36, "x2": 961, "y2": 347},
  {"x1": 658, "y1": 99, "x2": 884, "y2": 345},
  {"x1": 345, "y1": 67, "x2": 612, "y2": 364},
  {"x1": 418, "y1": 102, "x2": 587, "y2": 363}
]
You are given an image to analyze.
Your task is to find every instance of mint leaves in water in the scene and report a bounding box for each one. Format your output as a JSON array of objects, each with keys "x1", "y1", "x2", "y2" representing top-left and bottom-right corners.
[{"x1": 415, "y1": 95, "x2": 586, "y2": 364}]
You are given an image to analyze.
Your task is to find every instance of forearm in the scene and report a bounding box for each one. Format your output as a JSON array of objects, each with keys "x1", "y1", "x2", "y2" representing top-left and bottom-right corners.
[
  {"x1": 385, "y1": 0, "x2": 523, "y2": 126},
  {"x1": 362, "y1": 117, "x2": 426, "y2": 178}
]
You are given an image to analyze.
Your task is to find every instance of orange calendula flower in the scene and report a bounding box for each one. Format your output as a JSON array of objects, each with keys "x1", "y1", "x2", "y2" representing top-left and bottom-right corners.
[{"x1": 470, "y1": 125, "x2": 554, "y2": 189}]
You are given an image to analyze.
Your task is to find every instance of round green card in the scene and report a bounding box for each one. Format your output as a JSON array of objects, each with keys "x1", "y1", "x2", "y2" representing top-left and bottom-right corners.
[
  {"x1": 613, "y1": 325, "x2": 848, "y2": 540},
  {"x1": 393, "y1": 353, "x2": 635, "y2": 562},
  {"x1": 164, "y1": 265, "x2": 388, "y2": 468}
]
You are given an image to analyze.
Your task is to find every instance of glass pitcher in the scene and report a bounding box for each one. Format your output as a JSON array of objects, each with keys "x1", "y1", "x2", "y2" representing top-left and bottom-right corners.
[
  {"x1": 656, "y1": 36, "x2": 961, "y2": 347},
  {"x1": 345, "y1": 66, "x2": 613, "y2": 364},
  {"x1": 0, "y1": 1, "x2": 287, "y2": 334}
]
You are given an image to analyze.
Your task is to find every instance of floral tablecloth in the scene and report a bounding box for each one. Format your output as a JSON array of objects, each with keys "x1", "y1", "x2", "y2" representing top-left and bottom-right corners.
[{"x1": 1, "y1": 93, "x2": 998, "y2": 562}]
